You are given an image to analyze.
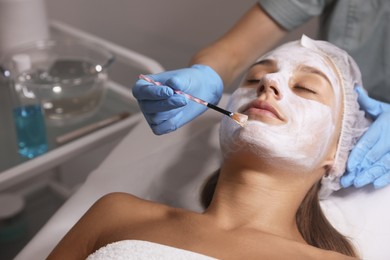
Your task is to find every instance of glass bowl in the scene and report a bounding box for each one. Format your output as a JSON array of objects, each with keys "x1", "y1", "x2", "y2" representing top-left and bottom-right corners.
[{"x1": 1, "y1": 39, "x2": 115, "y2": 124}]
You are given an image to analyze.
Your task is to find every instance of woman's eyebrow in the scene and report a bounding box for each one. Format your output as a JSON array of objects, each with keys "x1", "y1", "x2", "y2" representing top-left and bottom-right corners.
[{"x1": 298, "y1": 65, "x2": 332, "y2": 86}]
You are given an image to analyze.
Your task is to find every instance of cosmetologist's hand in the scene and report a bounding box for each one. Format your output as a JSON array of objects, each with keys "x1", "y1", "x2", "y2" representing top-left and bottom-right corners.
[
  {"x1": 132, "y1": 64, "x2": 223, "y2": 135},
  {"x1": 341, "y1": 86, "x2": 390, "y2": 189}
]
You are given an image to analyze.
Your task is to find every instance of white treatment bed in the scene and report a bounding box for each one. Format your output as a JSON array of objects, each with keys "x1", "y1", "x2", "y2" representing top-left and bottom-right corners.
[{"x1": 16, "y1": 94, "x2": 390, "y2": 259}]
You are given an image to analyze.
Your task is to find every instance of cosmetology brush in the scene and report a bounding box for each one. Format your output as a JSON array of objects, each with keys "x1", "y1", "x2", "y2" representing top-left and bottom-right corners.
[{"x1": 139, "y1": 74, "x2": 248, "y2": 127}]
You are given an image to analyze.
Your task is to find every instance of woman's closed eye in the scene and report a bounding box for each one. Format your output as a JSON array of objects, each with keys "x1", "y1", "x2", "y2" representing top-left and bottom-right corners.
[
  {"x1": 246, "y1": 79, "x2": 261, "y2": 85},
  {"x1": 294, "y1": 85, "x2": 317, "y2": 95}
]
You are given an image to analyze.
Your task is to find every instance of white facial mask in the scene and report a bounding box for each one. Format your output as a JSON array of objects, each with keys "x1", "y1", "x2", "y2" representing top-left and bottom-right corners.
[{"x1": 220, "y1": 43, "x2": 342, "y2": 172}]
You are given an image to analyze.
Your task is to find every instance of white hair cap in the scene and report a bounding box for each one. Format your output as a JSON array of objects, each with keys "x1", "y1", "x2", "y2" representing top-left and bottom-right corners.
[{"x1": 299, "y1": 35, "x2": 372, "y2": 198}]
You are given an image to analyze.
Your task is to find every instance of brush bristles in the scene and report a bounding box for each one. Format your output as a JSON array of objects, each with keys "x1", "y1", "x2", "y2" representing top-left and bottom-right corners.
[{"x1": 231, "y1": 113, "x2": 248, "y2": 127}]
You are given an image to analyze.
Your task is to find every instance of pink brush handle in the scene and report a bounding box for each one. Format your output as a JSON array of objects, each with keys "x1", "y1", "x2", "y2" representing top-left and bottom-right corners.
[{"x1": 139, "y1": 74, "x2": 208, "y2": 106}]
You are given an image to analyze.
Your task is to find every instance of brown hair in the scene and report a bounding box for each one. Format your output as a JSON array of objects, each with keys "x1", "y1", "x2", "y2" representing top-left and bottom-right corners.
[{"x1": 200, "y1": 170, "x2": 357, "y2": 257}]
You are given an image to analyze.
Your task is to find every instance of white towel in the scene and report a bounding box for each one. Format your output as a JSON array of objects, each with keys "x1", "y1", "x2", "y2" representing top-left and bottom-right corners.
[{"x1": 86, "y1": 240, "x2": 217, "y2": 260}]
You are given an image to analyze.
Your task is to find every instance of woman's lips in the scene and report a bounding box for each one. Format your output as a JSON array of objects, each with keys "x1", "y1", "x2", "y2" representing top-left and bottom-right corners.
[{"x1": 242, "y1": 100, "x2": 285, "y2": 121}]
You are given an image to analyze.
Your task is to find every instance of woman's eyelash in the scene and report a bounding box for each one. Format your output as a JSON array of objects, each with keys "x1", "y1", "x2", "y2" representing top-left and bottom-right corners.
[
  {"x1": 294, "y1": 86, "x2": 317, "y2": 94},
  {"x1": 246, "y1": 79, "x2": 260, "y2": 84}
]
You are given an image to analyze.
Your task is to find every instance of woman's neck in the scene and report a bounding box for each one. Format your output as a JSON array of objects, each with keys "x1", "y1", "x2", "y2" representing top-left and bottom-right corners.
[{"x1": 203, "y1": 160, "x2": 321, "y2": 243}]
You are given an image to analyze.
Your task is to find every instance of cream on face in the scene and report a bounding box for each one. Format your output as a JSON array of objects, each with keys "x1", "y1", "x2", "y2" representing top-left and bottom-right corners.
[{"x1": 220, "y1": 42, "x2": 342, "y2": 172}]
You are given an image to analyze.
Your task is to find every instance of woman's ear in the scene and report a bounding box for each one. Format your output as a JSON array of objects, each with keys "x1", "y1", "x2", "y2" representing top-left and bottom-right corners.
[
  {"x1": 321, "y1": 142, "x2": 337, "y2": 171},
  {"x1": 321, "y1": 159, "x2": 334, "y2": 175},
  {"x1": 322, "y1": 110, "x2": 342, "y2": 172}
]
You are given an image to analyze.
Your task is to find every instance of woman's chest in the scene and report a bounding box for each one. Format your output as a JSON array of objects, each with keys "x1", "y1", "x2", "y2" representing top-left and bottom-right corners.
[{"x1": 100, "y1": 219, "x2": 324, "y2": 259}]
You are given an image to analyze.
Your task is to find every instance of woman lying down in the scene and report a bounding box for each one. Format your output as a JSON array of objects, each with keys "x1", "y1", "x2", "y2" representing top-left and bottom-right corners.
[{"x1": 48, "y1": 35, "x2": 371, "y2": 259}]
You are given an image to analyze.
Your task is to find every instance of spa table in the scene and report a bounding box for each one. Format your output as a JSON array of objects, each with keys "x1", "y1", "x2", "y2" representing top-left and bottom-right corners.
[{"x1": 0, "y1": 21, "x2": 164, "y2": 192}]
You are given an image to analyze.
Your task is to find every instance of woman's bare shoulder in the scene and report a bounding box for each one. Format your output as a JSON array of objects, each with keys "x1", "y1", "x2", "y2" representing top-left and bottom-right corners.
[
  {"x1": 88, "y1": 193, "x2": 178, "y2": 250},
  {"x1": 92, "y1": 192, "x2": 173, "y2": 222},
  {"x1": 94, "y1": 192, "x2": 154, "y2": 207},
  {"x1": 47, "y1": 193, "x2": 167, "y2": 259},
  {"x1": 320, "y1": 250, "x2": 358, "y2": 260},
  {"x1": 93, "y1": 192, "x2": 170, "y2": 217},
  {"x1": 305, "y1": 245, "x2": 358, "y2": 260}
]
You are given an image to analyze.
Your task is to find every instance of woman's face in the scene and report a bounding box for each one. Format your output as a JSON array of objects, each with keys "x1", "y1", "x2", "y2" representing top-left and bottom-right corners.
[{"x1": 220, "y1": 43, "x2": 343, "y2": 173}]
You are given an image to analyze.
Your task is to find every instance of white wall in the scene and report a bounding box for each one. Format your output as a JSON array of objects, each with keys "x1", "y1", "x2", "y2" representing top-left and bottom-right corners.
[{"x1": 46, "y1": 0, "x2": 318, "y2": 72}]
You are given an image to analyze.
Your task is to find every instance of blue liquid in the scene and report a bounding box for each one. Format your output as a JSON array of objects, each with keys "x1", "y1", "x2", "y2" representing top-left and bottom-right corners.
[{"x1": 13, "y1": 105, "x2": 48, "y2": 158}]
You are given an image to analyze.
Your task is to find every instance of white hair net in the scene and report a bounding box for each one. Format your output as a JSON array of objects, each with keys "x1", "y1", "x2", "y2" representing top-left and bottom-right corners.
[{"x1": 298, "y1": 35, "x2": 372, "y2": 198}]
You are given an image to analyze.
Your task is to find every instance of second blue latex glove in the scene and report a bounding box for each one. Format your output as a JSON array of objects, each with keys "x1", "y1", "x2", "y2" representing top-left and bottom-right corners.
[
  {"x1": 341, "y1": 86, "x2": 390, "y2": 189},
  {"x1": 132, "y1": 64, "x2": 223, "y2": 135}
]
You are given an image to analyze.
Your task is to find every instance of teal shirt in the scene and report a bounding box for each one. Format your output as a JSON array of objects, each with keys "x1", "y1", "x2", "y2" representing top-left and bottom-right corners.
[{"x1": 259, "y1": 0, "x2": 390, "y2": 103}]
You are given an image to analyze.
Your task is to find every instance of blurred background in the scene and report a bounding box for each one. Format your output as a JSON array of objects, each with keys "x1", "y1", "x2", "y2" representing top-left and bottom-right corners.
[{"x1": 46, "y1": 0, "x2": 318, "y2": 73}]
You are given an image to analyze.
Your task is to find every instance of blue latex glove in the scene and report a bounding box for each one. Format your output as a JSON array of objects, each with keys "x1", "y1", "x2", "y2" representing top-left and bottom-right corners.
[
  {"x1": 132, "y1": 64, "x2": 223, "y2": 135},
  {"x1": 341, "y1": 86, "x2": 390, "y2": 189}
]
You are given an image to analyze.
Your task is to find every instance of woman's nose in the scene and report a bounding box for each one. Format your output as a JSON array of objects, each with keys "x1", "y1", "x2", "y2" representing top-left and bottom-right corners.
[{"x1": 257, "y1": 76, "x2": 282, "y2": 100}]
